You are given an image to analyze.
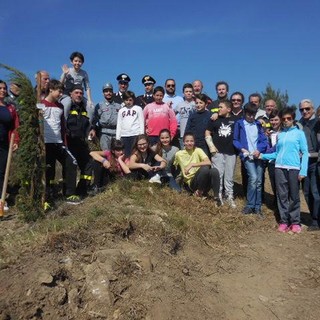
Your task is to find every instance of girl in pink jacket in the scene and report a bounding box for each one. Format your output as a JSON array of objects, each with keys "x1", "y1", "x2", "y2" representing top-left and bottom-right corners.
[{"x1": 143, "y1": 86, "x2": 177, "y2": 146}]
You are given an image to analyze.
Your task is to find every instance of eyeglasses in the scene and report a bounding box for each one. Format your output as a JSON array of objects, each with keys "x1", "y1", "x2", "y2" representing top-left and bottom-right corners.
[
  {"x1": 231, "y1": 99, "x2": 242, "y2": 102},
  {"x1": 282, "y1": 116, "x2": 293, "y2": 121},
  {"x1": 166, "y1": 84, "x2": 175, "y2": 88},
  {"x1": 299, "y1": 107, "x2": 311, "y2": 112}
]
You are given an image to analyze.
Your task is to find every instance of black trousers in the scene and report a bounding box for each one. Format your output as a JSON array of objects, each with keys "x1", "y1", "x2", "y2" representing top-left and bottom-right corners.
[
  {"x1": 67, "y1": 138, "x2": 93, "y2": 195},
  {"x1": 190, "y1": 166, "x2": 220, "y2": 197},
  {"x1": 45, "y1": 143, "x2": 77, "y2": 197}
]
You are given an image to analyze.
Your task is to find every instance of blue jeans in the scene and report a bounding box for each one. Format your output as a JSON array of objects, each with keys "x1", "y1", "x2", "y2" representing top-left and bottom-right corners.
[
  {"x1": 302, "y1": 160, "x2": 320, "y2": 221},
  {"x1": 166, "y1": 175, "x2": 181, "y2": 192},
  {"x1": 244, "y1": 158, "x2": 264, "y2": 211}
]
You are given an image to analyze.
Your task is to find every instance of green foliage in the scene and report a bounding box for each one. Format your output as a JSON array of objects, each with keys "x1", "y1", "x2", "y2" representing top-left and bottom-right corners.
[
  {"x1": 261, "y1": 83, "x2": 290, "y2": 111},
  {"x1": 0, "y1": 64, "x2": 45, "y2": 221}
]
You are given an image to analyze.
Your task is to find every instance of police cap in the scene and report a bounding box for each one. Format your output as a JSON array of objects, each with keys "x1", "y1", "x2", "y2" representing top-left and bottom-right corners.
[
  {"x1": 116, "y1": 73, "x2": 131, "y2": 83},
  {"x1": 142, "y1": 75, "x2": 156, "y2": 85},
  {"x1": 102, "y1": 83, "x2": 113, "y2": 91}
]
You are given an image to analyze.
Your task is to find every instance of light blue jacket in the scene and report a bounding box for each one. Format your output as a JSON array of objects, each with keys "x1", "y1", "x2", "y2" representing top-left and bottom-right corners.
[{"x1": 261, "y1": 126, "x2": 308, "y2": 176}]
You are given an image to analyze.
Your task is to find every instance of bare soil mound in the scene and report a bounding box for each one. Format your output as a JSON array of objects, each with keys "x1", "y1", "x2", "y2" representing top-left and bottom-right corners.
[{"x1": 0, "y1": 180, "x2": 319, "y2": 320}]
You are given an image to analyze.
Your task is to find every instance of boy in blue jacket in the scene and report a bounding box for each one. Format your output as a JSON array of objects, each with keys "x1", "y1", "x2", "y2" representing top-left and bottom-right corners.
[{"x1": 233, "y1": 103, "x2": 268, "y2": 215}]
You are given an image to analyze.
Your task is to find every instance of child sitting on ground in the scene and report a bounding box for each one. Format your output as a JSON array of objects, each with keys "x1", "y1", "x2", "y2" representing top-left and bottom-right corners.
[
  {"x1": 89, "y1": 139, "x2": 131, "y2": 194},
  {"x1": 174, "y1": 132, "x2": 220, "y2": 205}
]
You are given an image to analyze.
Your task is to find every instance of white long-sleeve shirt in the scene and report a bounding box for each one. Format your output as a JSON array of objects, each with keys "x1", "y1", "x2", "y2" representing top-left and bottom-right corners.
[{"x1": 116, "y1": 105, "x2": 145, "y2": 139}]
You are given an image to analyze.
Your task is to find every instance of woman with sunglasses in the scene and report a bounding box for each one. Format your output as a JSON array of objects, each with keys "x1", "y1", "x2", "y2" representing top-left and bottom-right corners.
[{"x1": 260, "y1": 107, "x2": 308, "y2": 233}]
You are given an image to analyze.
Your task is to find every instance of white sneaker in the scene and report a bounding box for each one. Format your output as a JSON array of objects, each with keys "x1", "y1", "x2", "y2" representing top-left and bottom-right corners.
[
  {"x1": 218, "y1": 193, "x2": 224, "y2": 206},
  {"x1": 149, "y1": 174, "x2": 161, "y2": 184},
  {"x1": 2, "y1": 202, "x2": 9, "y2": 211},
  {"x1": 226, "y1": 197, "x2": 236, "y2": 208}
]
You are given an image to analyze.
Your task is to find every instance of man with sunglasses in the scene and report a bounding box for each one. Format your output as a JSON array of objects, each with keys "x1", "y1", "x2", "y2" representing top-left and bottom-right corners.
[
  {"x1": 113, "y1": 73, "x2": 131, "y2": 104},
  {"x1": 136, "y1": 75, "x2": 156, "y2": 109},
  {"x1": 299, "y1": 99, "x2": 320, "y2": 231},
  {"x1": 163, "y1": 79, "x2": 183, "y2": 112},
  {"x1": 230, "y1": 91, "x2": 245, "y2": 120},
  {"x1": 163, "y1": 79, "x2": 183, "y2": 147}
]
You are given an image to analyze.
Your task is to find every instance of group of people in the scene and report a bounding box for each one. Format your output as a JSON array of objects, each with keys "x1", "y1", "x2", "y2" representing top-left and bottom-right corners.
[{"x1": 1, "y1": 51, "x2": 320, "y2": 234}]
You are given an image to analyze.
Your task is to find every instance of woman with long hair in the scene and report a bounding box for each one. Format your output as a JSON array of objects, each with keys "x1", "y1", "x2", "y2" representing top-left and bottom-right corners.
[
  {"x1": 152, "y1": 129, "x2": 181, "y2": 191},
  {"x1": 128, "y1": 134, "x2": 167, "y2": 181},
  {"x1": 0, "y1": 80, "x2": 19, "y2": 211},
  {"x1": 90, "y1": 138, "x2": 130, "y2": 193}
]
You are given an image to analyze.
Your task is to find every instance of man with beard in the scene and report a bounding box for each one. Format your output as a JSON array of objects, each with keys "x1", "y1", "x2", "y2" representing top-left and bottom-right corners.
[
  {"x1": 163, "y1": 79, "x2": 184, "y2": 112},
  {"x1": 192, "y1": 79, "x2": 212, "y2": 104},
  {"x1": 248, "y1": 93, "x2": 267, "y2": 119},
  {"x1": 90, "y1": 83, "x2": 121, "y2": 151},
  {"x1": 209, "y1": 81, "x2": 229, "y2": 112},
  {"x1": 163, "y1": 79, "x2": 183, "y2": 147}
]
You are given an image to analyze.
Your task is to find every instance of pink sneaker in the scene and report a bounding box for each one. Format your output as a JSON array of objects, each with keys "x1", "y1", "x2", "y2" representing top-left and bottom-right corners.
[
  {"x1": 278, "y1": 223, "x2": 288, "y2": 232},
  {"x1": 290, "y1": 224, "x2": 302, "y2": 233}
]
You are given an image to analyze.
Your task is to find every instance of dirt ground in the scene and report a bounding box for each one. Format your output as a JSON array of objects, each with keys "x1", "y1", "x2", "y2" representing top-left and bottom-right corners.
[{"x1": 0, "y1": 181, "x2": 320, "y2": 320}]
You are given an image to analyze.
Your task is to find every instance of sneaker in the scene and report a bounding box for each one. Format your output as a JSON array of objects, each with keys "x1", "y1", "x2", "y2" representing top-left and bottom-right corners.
[
  {"x1": 255, "y1": 209, "x2": 265, "y2": 220},
  {"x1": 278, "y1": 223, "x2": 288, "y2": 232},
  {"x1": 65, "y1": 195, "x2": 83, "y2": 205},
  {"x1": 149, "y1": 174, "x2": 161, "y2": 184},
  {"x1": 307, "y1": 220, "x2": 320, "y2": 231},
  {"x1": 226, "y1": 197, "x2": 236, "y2": 208},
  {"x1": 290, "y1": 224, "x2": 302, "y2": 234},
  {"x1": 44, "y1": 201, "x2": 52, "y2": 212},
  {"x1": 214, "y1": 197, "x2": 223, "y2": 207},
  {"x1": 160, "y1": 176, "x2": 170, "y2": 185},
  {"x1": 87, "y1": 185, "x2": 104, "y2": 196},
  {"x1": 242, "y1": 207, "x2": 254, "y2": 215},
  {"x1": 3, "y1": 202, "x2": 9, "y2": 212}
]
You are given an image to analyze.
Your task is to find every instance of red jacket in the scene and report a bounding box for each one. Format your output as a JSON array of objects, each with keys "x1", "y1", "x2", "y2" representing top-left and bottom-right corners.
[{"x1": 6, "y1": 104, "x2": 20, "y2": 145}]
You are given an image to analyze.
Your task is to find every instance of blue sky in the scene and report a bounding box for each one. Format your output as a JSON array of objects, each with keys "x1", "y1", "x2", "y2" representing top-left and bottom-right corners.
[{"x1": 1, "y1": 0, "x2": 320, "y2": 108}]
